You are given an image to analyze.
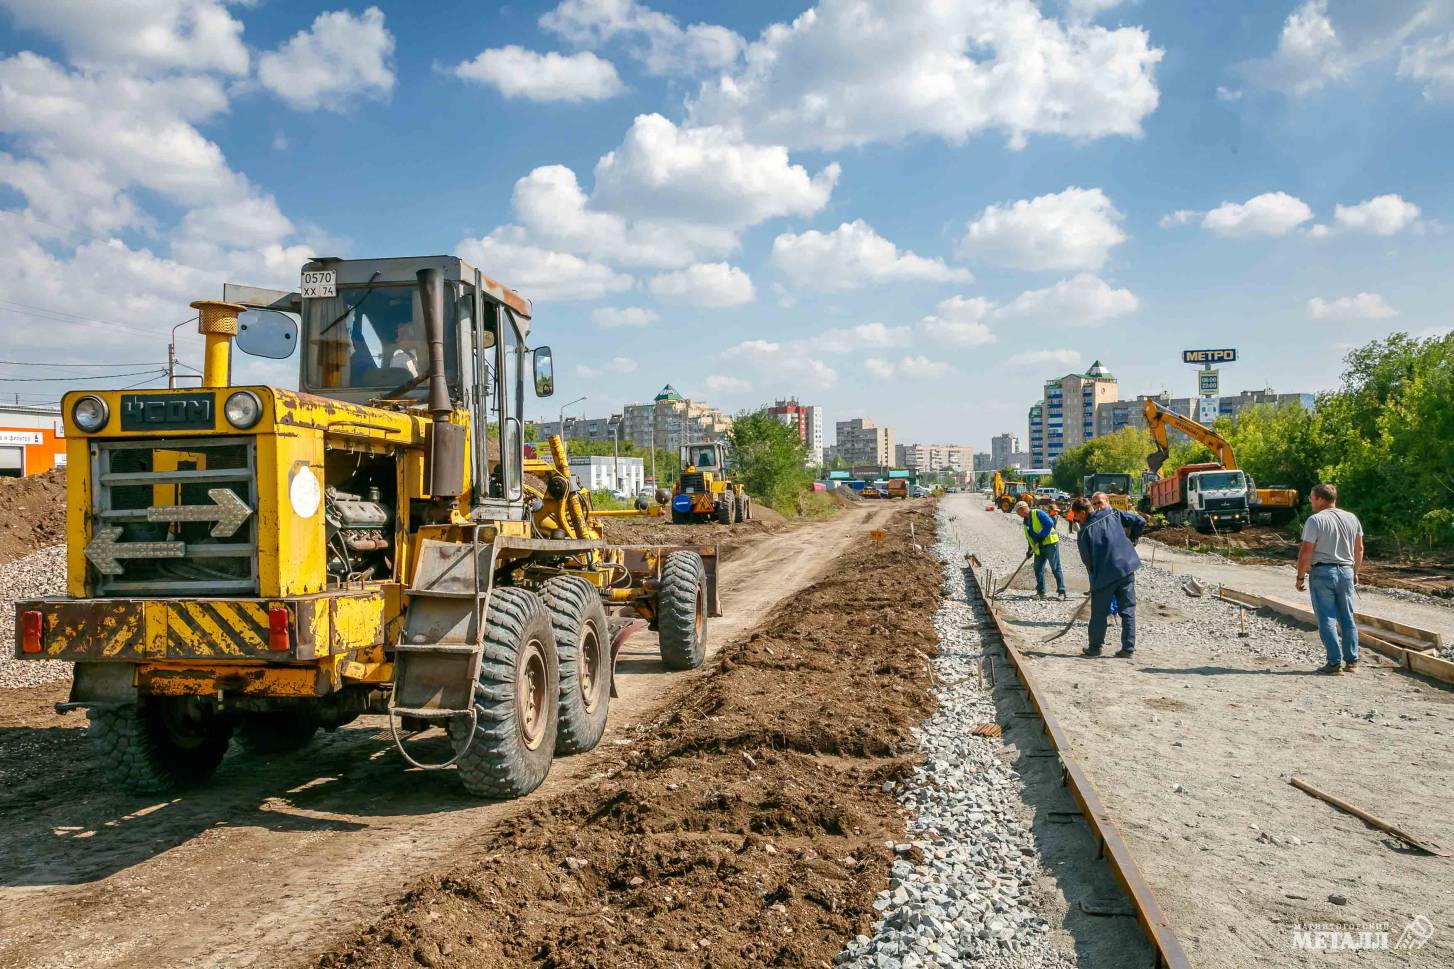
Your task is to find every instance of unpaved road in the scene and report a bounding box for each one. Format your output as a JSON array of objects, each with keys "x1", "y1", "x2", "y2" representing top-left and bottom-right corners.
[
  {"x1": 943, "y1": 494, "x2": 1454, "y2": 968},
  {"x1": 0, "y1": 505, "x2": 894, "y2": 969}
]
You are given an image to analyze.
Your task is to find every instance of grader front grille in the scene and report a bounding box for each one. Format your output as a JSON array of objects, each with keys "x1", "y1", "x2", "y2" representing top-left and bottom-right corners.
[{"x1": 90, "y1": 437, "x2": 259, "y2": 596}]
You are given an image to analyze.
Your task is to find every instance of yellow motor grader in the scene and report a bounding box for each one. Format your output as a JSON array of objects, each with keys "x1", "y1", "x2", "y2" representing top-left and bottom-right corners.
[
  {"x1": 670, "y1": 441, "x2": 750, "y2": 524},
  {"x1": 13, "y1": 255, "x2": 720, "y2": 799}
]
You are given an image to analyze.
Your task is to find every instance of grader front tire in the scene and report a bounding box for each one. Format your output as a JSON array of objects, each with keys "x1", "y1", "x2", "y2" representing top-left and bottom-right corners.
[
  {"x1": 657, "y1": 551, "x2": 708, "y2": 671},
  {"x1": 87, "y1": 698, "x2": 233, "y2": 793},
  {"x1": 736, "y1": 493, "x2": 750, "y2": 522},
  {"x1": 541, "y1": 575, "x2": 611, "y2": 756},
  {"x1": 451, "y1": 587, "x2": 559, "y2": 799},
  {"x1": 716, "y1": 496, "x2": 733, "y2": 524}
]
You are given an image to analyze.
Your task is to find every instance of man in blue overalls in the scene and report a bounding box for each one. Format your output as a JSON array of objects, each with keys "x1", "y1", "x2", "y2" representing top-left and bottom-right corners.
[{"x1": 1015, "y1": 501, "x2": 1066, "y2": 600}]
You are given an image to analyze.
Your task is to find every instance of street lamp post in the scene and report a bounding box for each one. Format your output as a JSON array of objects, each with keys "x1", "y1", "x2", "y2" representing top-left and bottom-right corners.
[
  {"x1": 609, "y1": 419, "x2": 622, "y2": 492},
  {"x1": 558, "y1": 395, "x2": 587, "y2": 441}
]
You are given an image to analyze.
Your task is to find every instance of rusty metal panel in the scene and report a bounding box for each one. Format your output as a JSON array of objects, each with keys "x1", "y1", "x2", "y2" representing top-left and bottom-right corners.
[
  {"x1": 163, "y1": 600, "x2": 273, "y2": 659},
  {"x1": 330, "y1": 592, "x2": 385, "y2": 654},
  {"x1": 16, "y1": 598, "x2": 147, "y2": 659}
]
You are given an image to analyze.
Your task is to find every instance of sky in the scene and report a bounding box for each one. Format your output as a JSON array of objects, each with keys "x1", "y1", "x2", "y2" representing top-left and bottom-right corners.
[{"x1": 2, "y1": 0, "x2": 1453, "y2": 451}]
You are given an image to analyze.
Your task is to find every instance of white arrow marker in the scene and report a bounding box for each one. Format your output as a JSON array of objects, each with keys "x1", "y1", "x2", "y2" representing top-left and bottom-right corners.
[
  {"x1": 84, "y1": 527, "x2": 185, "y2": 576},
  {"x1": 145, "y1": 487, "x2": 252, "y2": 538}
]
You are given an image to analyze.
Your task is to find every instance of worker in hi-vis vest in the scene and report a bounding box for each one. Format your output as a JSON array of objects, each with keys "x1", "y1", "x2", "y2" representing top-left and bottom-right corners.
[{"x1": 1015, "y1": 501, "x2": 1066, "y2": 600}]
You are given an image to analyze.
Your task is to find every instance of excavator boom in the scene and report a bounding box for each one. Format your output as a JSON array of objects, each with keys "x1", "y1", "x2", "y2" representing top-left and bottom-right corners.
[{"x1": 1141, "y1": 399, "x2": 1239, "y2": 475}]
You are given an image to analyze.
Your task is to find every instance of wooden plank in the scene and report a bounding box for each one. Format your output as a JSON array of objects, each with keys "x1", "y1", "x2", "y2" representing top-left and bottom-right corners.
[
  {"x1": 1220, "y1": 585, "x2": 1453, "y2": 685},
  {"x1": 1352, "y1": 610, "x2": 1443, "y2": 650}
]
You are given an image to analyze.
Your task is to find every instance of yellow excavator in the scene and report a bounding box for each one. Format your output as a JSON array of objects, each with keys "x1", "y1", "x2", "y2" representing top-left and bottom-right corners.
[
  {"x1": 1141, "y1": 399, "x2": 1299, "y2": 525},
  {"x1": 991, "y1": 470, "x2": 1035, "y2": 513}
]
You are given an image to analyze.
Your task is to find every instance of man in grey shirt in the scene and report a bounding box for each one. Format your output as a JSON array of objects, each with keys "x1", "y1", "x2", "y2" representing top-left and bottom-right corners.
[{"x1": 1295, "y1": 483, "x2": 1364, "y2": 674}]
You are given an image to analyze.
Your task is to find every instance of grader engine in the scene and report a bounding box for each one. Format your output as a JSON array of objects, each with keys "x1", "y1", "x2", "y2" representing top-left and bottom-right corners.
[{"x1": 14, "y1": 255, "x2": 719, "y2": 799}]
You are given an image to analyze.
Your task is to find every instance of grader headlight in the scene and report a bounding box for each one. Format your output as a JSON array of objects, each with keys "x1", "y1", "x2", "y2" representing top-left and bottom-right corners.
[
  {"x1": 224, "y1": 390, "x2": 263, "y2": 429},
  {"x1": 72, "y1": 395, "x2": 109, "y2": 432}
]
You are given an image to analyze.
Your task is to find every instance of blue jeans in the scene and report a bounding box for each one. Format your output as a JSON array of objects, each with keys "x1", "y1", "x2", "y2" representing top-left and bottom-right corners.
[
  {"x1": 1033, "y1": 543, "x2": 1065, "y2": 595},
  {"x1": 1309, "y1": 565, "x2": 1359, "y2": 665},
  {"x1": 1089, "y1": 574, "x2": 1136, "y2": 652}
]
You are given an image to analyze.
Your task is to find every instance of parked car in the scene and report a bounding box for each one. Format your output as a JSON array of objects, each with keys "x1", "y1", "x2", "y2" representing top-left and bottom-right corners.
[{"x1": 911, "y1": 486, "x2": 931, "y2": 498}]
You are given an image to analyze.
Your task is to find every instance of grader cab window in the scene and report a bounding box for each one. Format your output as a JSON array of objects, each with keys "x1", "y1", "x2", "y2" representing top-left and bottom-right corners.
[{"x1": 303, "y1": 285, "x2": 459, "y2": 393}]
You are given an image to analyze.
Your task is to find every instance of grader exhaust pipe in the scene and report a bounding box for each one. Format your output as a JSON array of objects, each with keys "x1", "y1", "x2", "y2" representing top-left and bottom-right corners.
[{"x1": 417, "y1": 267, "x2": 466, "y2": 497}]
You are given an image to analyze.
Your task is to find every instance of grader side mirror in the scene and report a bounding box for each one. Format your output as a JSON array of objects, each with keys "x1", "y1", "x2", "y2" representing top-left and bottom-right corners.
[
  {"x1": 533, "y1": 346, "x2": 555, "y2": 397},
  {"x1": 236, "y1": 309, "x2": 298, "y2": 359}
]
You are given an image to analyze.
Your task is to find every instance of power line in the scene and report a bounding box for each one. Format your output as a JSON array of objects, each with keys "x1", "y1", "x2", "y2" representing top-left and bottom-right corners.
[
  {"x1": 0, "y1": 359, "x2": 166, "y2": 367},
  {"x1": 0, "y1": 299, "x2": 194, "y2": 339},
  {"x1": 0, "y1": 368, "x2": 169, "y2": 382}
]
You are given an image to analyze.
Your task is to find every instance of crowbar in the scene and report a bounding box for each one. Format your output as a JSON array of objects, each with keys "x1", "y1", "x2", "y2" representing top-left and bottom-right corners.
[{"x1": 1042, "y1": 596, "x2": 1092, "y2": 643}]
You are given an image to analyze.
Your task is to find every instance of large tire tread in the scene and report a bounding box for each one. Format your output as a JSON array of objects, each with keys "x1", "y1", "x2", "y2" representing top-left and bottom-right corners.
[
  {"x1": 657, "y1": 552, "x2": 707, "y2": 671},
  {"x1": 541, "y1": 575, "x2": 610, "y2": 756},
  {"x1": 451, "y1": 587, "x2": 559, "y2": 799},
  {"x1": 86, "y1": 700, "x2": 232, "y2": 794}
]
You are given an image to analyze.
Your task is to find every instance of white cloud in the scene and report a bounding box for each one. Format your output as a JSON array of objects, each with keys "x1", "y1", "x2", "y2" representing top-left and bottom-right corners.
[
  {"x1": 1399, "y1": 32, "x2": 1454, "y2": 99},
  {"x1": 455, "y1": 228, "x2": 633, "y2": 301},
  {"x1": 959, "y1": 187, "x2": 1126, "y2": 271},
  {"x1": 721, "y1": 339, "x2": 837, "y2": 389},
  {"x1": 271, "y1": 131, "x2": 289, "y2": 152},
  {"x1": 1202, "y1": 192, "x2": 1312, "y2": 237},
  {"x1": 687, "y1": 0, "x2": 1161, "y2": 151},
  {"x1": 1007, "y1": 348, "x2": 1082, "y2": 368},
  {"x1": 499, "y1": 115, "x2": 837, "y2": 269},
  {"x1": 575, "y1": 356, "x2": 638, "y2": 377},
  {"x1": 591, "y1": 306, "x2": 659, "y2": 328},
  {"x1": 705, "y1": 374, "x2": 751, "y2": 393},
  {"x1": 1158, "y1": 209, "x2": 1199, "y2": 228},
  {"x1": 806, "y1": 322, "x2": 914, "y2": 353},
  {"x1": 1216, "y1": 85, "x2": 1244, "y2": 101},
  {"x1": 257, "y1": 7, "x2": 395, "y2": 112},
  {"x1": 864, "y1": 356, "x2": 952, "y2": 381},
  {"x1": 996, "y1": 274, "x2": 1138, "y2": 326},
  {"x1": 1246, "y1": 0, "x2": 1349, "y2": 95},
  {"x1": 917, "y1": 296, "x2": 996, "y2": 347},
  {"x1": 648, "y1": 262, "x2": 755, "y2": 307},
  {"x1": 771, "y1": 220, "x2": 970, "y2": 292},
  {"x1": 451, "y1": 46, "x2": 624, "y2": 102},
  {"x1": 1307, "y1": 293, "x2": 1397, "y2": 320},
  {"x1": 540, "y1": 0, "x2": 744, "y2": 76},
  {"x1": 0, "y1": 0, "x2": 249, "y2": 75},
  {"x1": 1066, "y1": 0, "x2": 1125, "y2": 19},
  {"x1": 1333, "y1": 194, "x2": 1421, "y2": 235},
  {"x1": 593, "y1": 114, "x2": 838, "y2": 225}
]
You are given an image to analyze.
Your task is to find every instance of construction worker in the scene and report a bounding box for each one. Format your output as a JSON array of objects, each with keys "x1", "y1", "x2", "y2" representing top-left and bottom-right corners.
[
  {"x1": 1077, "y1": 492, "x2": 1146, "y2": 657},
  {"x1": 1296, "y1": 483, "x2": 1364, "y2": 674},
  {"x1": 1014, "y1": 500, "x2": 1066, "y2": 600}
]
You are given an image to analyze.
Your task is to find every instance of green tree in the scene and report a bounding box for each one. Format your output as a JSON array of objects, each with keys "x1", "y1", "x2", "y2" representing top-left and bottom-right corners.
[
  {"x1": 1052, "y1": 427, "x2": 1154, "y2": 492},
  {"x1": 727, "y1": 409, "x2": 810, "y2": 512}
]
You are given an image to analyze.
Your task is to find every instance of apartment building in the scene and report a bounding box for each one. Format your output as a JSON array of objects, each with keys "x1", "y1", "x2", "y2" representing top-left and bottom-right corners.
[
  {"x1": 621, "y1": 384, "x2": 733, "y2": 452},
  {"x1": 835, "y1": 417, "x2": 895, "y2": 467},
  {"x1": 767, "y1": 398, "x2": 825, "y2": 465},
  {"x1": 1028, "y1": 360, "x2": 1119, "y2": 466}
]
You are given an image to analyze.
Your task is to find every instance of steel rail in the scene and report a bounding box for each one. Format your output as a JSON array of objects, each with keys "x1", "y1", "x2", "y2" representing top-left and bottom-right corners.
[{"x1": 963, "y1": 554, "x2": 1191, "y2": 969}]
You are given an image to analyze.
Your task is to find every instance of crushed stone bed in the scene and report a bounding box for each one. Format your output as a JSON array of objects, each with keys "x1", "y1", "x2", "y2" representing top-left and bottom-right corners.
[{"x1": 0, "y1": 545, "x2": 69, "y2": 689}]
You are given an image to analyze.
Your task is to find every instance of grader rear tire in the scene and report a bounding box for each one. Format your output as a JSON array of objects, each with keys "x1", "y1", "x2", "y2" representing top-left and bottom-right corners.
[
  {"x1": 737, "y1": 493, "x2": 750, "y2": 522},
  {"x1": 716, "y1": 496, "x2": 733, "y2": 524},
  {"x1": 451, "y1": 587, "x2": 559, "y2": 799},
  {"x1": 235, "y1": 712, "x2": 318, "y2": 755},
  {"x1": 657, "y1": 551, "x2": 707, "y2": 670},
  {"x1": 541, "y1": 575, "x2": 610, "y2": 755},
  {"x1": 87, "y1": 697, "x2": 233, "y2": 793}
]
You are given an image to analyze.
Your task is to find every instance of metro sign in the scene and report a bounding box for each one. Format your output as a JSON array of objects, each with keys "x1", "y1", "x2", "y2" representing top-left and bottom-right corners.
[{"x1": 1182, "y1": 348, "x2": 1238, "y2": 364}]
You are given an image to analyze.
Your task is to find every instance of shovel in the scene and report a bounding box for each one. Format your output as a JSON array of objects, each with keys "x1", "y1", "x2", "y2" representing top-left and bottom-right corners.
[
  {"x1": 1042, "y1": 596, "x2": 1092, "y2": 643},
  {"x1": 993, "y1": 552, "x2": 1033, "y2": 598}
]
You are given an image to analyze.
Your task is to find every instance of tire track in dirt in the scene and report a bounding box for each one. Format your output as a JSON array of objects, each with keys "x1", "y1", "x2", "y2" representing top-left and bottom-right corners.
[{"x1": 0, "y1": 504, "x2": 898, "y2": 969}]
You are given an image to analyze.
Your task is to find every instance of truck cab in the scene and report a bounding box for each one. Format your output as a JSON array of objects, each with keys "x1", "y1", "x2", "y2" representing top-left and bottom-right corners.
[{"x1": 1147, "y1": 463, "x2": 1250, "y2": 532}]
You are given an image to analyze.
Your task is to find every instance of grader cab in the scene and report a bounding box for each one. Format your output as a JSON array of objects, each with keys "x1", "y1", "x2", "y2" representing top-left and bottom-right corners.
[
  {"x1": 671, "y1": 441, "x2": 751, "y2": 524},
  {"x1": 14, "y1": 255, "x2": 720, "y2": 799}
]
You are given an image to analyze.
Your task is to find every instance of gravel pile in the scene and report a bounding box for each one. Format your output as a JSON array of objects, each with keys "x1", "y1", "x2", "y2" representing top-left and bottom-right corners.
[
  {"x1": 0, "y1": 544, "x2": 71, "y2": 689},
  {"x1": 957, "y1": 512, "x2": 1322, "y2": 667},
  {"x1": 834, "y1": 521, "x2": 1074, "y2": 968}
]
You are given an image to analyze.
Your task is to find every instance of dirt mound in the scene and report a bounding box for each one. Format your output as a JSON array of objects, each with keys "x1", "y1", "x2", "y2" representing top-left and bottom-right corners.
[
  {"x1": 599, "y1": 517, "x2": 784, "y2": 563},
  {"x1": 0, "y1": 469, "x2": 66, "y2": 566},
  {"x1": 316, "y1": 505, "x2": 941, "y2": 969}
]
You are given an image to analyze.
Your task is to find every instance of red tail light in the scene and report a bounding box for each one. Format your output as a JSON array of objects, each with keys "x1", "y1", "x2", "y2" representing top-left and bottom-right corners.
[
  {"x1": 21, "y1": 610, "x2": 43, "y2": 654},
  {"x1": 268, "y1": 607, "x2": 291, "y2": 652}
]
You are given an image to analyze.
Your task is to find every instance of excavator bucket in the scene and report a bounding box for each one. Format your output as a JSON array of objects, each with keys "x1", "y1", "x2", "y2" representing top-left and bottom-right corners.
[{"x1": 1146, "y1": 448, "x2": 1168, "y2": 476}]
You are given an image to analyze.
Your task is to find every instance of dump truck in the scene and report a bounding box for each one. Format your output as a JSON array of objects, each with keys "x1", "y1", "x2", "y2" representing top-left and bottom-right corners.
[
  {"x1": 13, "y1": 255, "x2": 720, "y2": 800},
  {"x1": 1143, "y1": 462, "x2": 1252, "y2": 532},
  {"x1": 671, "y1": 441, "x2": 750, "y2": 524},
  {"x1": 885, "y1": 478, "x2": 909, "y2": 500}
]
